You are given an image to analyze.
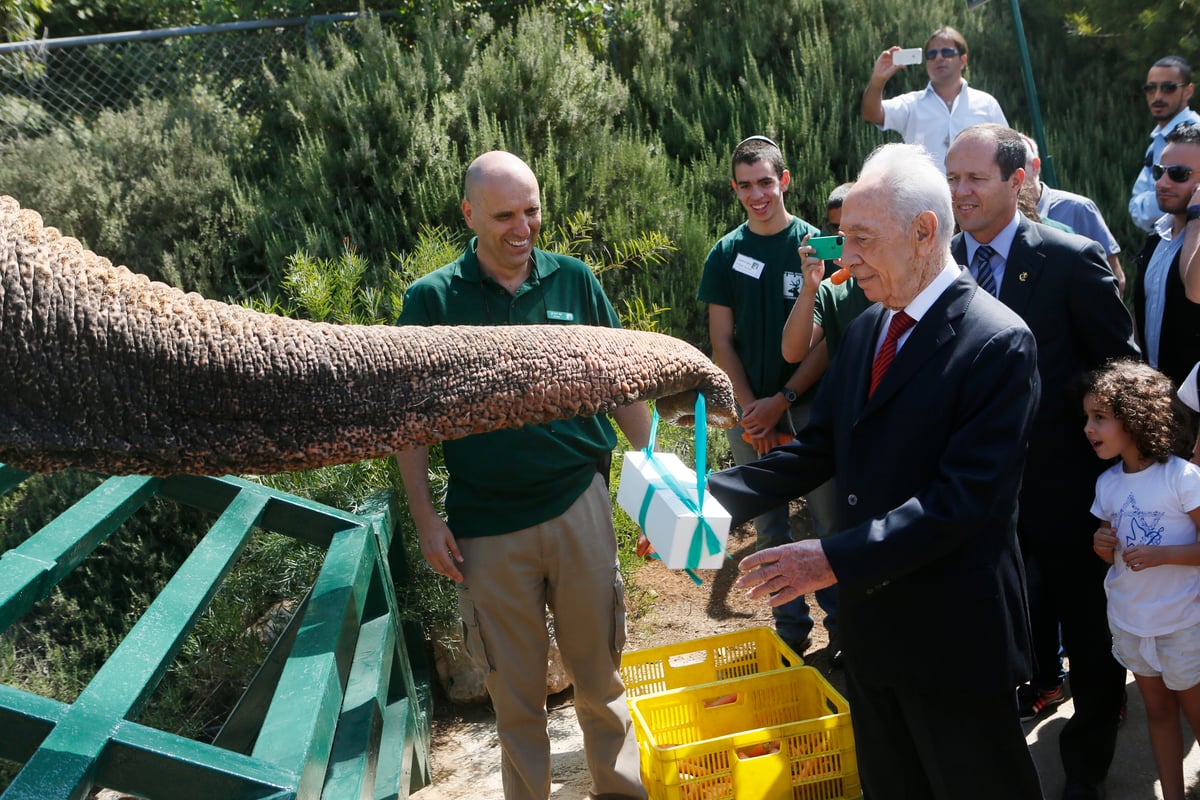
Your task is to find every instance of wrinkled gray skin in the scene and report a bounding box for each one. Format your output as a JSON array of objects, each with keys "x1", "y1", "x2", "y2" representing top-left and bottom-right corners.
[{"x1": 0, "y1": 196, "x2": 735, "y2": 477}]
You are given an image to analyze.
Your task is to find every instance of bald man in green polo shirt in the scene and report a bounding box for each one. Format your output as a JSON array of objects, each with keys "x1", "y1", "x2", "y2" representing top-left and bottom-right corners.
[{"x1": 396, "y1": 151, "x2": 650, "y2": 800}]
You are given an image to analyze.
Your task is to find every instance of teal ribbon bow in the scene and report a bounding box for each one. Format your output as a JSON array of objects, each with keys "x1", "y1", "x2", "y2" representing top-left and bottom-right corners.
[{"x1": 637, "y1": 394, "x2": 723, "y2": 583}]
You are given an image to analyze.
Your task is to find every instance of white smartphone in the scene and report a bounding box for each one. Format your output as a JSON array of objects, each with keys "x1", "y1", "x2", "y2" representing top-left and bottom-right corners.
[{"x1": 892, "y1": 48, "x2": 923, "y2": 66}]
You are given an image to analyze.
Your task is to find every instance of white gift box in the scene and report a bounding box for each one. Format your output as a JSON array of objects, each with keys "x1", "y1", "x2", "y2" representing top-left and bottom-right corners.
[{"x1": 616, "y1": 450, "x2": 730, "y2": 570}]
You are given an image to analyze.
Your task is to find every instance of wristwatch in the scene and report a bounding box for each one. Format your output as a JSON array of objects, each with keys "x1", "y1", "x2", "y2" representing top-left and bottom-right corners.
[
  {"x1": 1187, "y1": 205, "x2": 1200, "y2": 222},
  {"x1": 782, "y1": 387, "x2": 799, "y2": 405}
]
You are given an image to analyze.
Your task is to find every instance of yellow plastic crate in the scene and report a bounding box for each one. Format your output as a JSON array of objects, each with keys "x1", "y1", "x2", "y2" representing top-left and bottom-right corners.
[
  {"x1": 630, "y1": 667, "x2": 860, "y2": 800},
  {"x1": 620, "y1": 627, "x2": 803, "y2": 701}
]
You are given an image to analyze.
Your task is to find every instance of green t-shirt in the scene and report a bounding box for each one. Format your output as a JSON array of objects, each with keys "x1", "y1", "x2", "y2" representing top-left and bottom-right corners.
[
  {"x1": 1039, "y1": 214, "x2": 1075, "y2": 234},
  {"x1": 697, "y1": 216, "x2": 821, "y2": 399},
  {"x1": 397, "y1": 240, "x2": 619, "y2": 538},
  {"x1": 813, "y1": 276, "x2": 873, "y2": 359}
]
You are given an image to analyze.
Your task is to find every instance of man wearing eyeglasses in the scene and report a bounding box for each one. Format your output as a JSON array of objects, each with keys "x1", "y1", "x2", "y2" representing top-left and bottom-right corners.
[
  {"x1": 861, "y1": 26, "x2": 1006, "y2": 172},
  {"x1": 1133, "y1": 123, "x2": 1200, "y2": 391},
  {"x1": 1130, "y1": 56, "x2": 1200, "y2": 232}
]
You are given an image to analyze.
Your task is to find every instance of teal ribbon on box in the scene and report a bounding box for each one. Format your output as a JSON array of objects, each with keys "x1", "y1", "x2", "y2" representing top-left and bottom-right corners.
[{"x1": 637, "y1": 394, "x2": 723, "y2": 584}]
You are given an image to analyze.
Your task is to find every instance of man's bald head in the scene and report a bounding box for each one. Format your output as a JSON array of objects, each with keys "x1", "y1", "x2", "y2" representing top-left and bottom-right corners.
[
  {"x1": 464, "y1": 151, "x2": 539, "y2": 203},
  {"x1": 460, "y1": 151, "x2": 543, "y2": 279}
]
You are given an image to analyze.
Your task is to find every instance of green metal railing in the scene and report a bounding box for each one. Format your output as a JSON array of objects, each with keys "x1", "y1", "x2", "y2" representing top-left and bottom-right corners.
[{"x1": 0, "y1": 465, "x2": 432, "y2": 799}]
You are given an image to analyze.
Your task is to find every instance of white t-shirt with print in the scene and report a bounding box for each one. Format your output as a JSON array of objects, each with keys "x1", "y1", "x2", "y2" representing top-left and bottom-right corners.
[{"x1": 1090, "y1": 456, "x2": 1200, "y2": 637}]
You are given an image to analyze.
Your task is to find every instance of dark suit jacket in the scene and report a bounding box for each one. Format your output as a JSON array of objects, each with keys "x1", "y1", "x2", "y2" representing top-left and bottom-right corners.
[
  {"x1": 708, "y1": 271, "x2": 1040, "y2": 693},
  {"x1": 953, "y1": 219, "x2": 1139, "y2": 547}
]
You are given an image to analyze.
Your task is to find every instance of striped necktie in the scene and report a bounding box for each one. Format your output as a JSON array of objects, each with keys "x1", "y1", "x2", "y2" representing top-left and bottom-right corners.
[{"x1": 972, "y1": 244, "x2": 997, "y2": 296}]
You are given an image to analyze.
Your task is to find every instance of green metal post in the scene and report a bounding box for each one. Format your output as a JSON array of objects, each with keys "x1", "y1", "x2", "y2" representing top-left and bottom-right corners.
[{"x1": 1006, "y1": 0, "x2": 1057, "y2": 187}]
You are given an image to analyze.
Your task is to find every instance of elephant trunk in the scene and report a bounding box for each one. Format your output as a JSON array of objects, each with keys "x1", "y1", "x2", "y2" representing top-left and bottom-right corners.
[{"x1": 0, "y1": 196, "x2": 735, "y2": 477}]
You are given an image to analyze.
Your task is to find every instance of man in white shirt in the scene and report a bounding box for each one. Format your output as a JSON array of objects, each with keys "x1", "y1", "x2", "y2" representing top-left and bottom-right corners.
[
  {"x1": 861, "y1": 26, "x2": 1006, "y2": 171},
  {"x1": 1130, "y1": 55, "x2": 1200, "y2": 232}
]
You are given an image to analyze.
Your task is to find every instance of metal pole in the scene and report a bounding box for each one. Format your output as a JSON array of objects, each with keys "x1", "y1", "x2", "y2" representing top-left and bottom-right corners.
[
  {"x1": 0, "y1": 11, "x2": 388, "y2": 53},
  {"x1": 1007, "y1": 0, "x2": 1057, "y2": 186}
]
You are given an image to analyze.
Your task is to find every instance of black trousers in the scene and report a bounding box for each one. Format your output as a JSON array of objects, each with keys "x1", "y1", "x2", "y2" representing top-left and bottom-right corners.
[{"x1": 845, "y1": 672, "x2": 1044, "y2": 800}]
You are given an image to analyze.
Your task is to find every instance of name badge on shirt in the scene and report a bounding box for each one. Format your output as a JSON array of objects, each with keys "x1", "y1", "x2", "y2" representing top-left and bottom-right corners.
[
  {"x1": 546, "y1": 310, "x2": 574, "y2": 321},
  {"x1": 732, "y1": 253, "x2": 766, "y2": 279}
]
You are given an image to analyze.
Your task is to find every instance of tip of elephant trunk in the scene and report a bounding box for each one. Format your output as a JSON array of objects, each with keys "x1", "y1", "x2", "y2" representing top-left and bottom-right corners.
[{"x1": 654, "y1": 391, "x2": 737, "y2": 429}]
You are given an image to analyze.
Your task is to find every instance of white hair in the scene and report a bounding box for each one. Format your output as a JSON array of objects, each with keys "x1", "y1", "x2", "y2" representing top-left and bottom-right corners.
[{"x1": 858, "y1": 143, "x2": 954, "y2": 249}]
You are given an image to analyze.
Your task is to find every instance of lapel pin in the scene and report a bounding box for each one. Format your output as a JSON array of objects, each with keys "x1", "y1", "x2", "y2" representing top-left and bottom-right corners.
[{"x1": 1019, "y1": 272, "x2": 1029, "y2": 282}]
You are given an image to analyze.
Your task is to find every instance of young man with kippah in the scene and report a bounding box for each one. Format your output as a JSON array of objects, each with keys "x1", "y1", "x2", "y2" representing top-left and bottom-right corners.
[{"x1": 698, "y1": 135, "x2": 838, "y2": 658}]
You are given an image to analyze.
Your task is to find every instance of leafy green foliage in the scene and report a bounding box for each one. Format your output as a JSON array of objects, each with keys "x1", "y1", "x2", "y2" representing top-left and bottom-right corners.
[
  {"x1": 457, "y1": 7, "x2": 628, "y2": 155},
  {"x1": 0, "y1": 0, "x2": 49, "y2": 42},
  {"x1": 247, "y1": 8, "x2": 642, "y2": 292},
  {"x1": 1051, "y1": 0, "x2": 1200, "y2": 85},
  {"x1": 279, "y1": 245, "x2": 407, "y2": 325},
  {"x1": 0, "y1": 88, "x2": 261, "y2": 297},
  {"x1": 246, "y1": 12, "x2": 468, "y2": 284},
  {"x1": 41, "y1": 0, "x2": 351, "y2": 36}
]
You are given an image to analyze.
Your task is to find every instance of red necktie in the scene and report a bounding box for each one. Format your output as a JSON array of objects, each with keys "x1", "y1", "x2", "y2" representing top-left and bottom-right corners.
[{"x1": 869, "y1": 311, "x2": 916, "y2": 396}]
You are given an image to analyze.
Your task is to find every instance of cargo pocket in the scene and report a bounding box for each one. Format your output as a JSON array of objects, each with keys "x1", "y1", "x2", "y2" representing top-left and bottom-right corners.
[
  {"x1": 611, "y1": 565, "x2": 628, "y2": 655},
  {"x1": 457, "y1": 585, "x2": 493, "y2": 672}
]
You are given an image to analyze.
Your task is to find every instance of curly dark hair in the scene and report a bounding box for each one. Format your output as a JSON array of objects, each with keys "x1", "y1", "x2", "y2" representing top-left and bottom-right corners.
[{"x1": 1083, "y1": 359, "x2": 1191, "y2": 462}]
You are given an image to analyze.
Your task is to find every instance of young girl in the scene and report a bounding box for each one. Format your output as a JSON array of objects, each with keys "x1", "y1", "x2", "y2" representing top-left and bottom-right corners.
[{"x1": 1087, "y1": 359, "x2": 1200, "y2": 800}]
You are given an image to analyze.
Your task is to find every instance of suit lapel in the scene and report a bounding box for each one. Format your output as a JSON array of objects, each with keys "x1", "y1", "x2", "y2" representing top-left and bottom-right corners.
[
  {"x1": 953, "y1": 221, "x2": 1045, "y2": 318},
  {"x1": 951, "y1": 237, "x2": 967, "y2": 271},
  {"x1": 997, "y1": 218, "x2": 1044, "y2": 317}
]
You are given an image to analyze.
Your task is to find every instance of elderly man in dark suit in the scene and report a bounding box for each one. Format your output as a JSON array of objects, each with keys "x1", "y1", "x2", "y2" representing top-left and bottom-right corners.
[
  {"x1": 947, "y1": 123, "x2": 1140, "y2": 800},
  {"x1": 710, "y1": 142, "x2": 1044, "y2": 800}
]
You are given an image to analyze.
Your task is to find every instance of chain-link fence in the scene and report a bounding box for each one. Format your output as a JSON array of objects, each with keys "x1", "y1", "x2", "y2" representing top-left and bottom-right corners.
[{"x1": 0, "y1": 11, "x2": 383, "y2": 139}]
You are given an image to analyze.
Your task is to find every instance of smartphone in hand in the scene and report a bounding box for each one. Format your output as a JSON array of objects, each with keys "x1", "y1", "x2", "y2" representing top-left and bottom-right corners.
[{"x1": 809, "y1": 235, "x2": 844, "y2": 260}]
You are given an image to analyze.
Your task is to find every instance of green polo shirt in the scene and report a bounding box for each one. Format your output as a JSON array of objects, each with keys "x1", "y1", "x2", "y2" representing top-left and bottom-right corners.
[
  {"x1": 397, "y1": 239, "x2": 619, "y2": 538},
  {"x1": 697, "y1": 216, "x2": 822, "y2": 400}
]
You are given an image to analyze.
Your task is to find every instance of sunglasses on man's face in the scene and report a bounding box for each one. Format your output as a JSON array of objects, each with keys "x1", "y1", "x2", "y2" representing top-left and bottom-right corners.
[
  {"x1": 1152, "y1": 163, "x2": 1195, "y2": 183},
  {"x1": 926, "y1": 48, "x2": 961, "y2": 61},
  {"x1": 1143, "y1": 81, "x2": 1187, "y2": 95}
]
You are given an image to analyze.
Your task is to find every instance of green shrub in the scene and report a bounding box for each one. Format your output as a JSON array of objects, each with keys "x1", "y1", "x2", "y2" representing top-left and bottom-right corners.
[
  {"x1": 0, "y1": 94, "x2": 53, "y2": 138},
  {"x1": 247, "y1": 13, "x2": 468, "y2": 282},
  {"x1": 0, "y1": 88, "x2": 260, "y2": 297},
  {"x1": 455, "y1": 6, "x2": 628, "y2": 156}
]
